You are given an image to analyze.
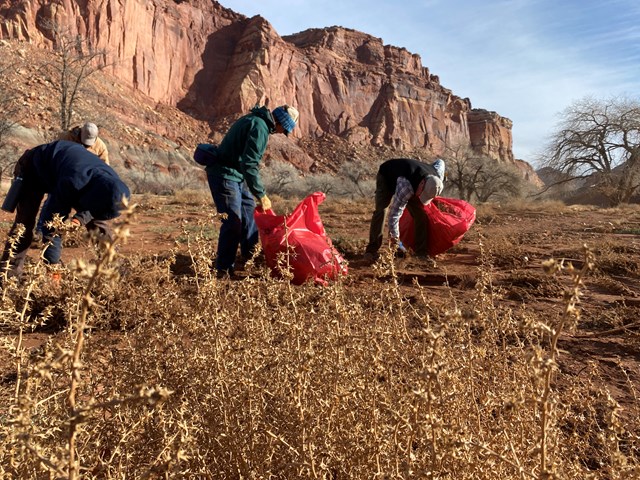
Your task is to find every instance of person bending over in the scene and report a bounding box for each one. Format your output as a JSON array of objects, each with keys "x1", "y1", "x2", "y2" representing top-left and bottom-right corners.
[
  {"x1": 364, "y1": 158, "x2": 445, "y2": 261},
  {"x1": 1, "y1": 140, "x2": 130, "y2": 277}
]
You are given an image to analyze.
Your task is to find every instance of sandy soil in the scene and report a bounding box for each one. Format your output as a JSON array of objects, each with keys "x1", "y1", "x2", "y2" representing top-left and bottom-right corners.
[{"x1": 1, "y1": 194, "x2": 639, "y2": 423}]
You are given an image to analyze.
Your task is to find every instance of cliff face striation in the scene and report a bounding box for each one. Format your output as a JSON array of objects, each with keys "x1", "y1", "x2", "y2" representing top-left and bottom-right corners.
[{"x1": 0, "y1": 0, "x2": 516, "y2": 165}]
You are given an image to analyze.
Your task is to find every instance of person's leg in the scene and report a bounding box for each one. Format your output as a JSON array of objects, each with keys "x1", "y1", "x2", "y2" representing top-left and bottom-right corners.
[
  {"x1": 239, "y1": 182, "x2": 258, "y2": 261},
  {"x1": 35, "y1": 194, "x2": 53, "y2": 236},
  {"x1": 207, "y1": 173, "x2": 243, "y2": 274},
  {"x1": 1, "y1": 152, "x2": 44, "y2": 277},
  {"x1": 407, "y1": 197, "x2": 429, "y2": 256},
  {"x1": 365, "y1": 173, "x2": 393, "y2": 255},
  {"x1": 45, "y1": 219, "x2": 113, "y2": 265},
  {"x1": 41, "y1": 209, "x2": 66, "y2": 265},
  {"x1": 1, "y1": 190, "x2": 44, "y2": 276}
]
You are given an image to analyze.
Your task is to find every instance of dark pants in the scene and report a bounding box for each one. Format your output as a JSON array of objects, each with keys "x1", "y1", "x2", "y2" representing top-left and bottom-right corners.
[
  {"x1": 365, "y1": 173, "x2": 429, "y2": 255},
  {"x1": 206, "y1": 173, "x2": 258, "y2": 274},
  {"x1": 1, "y1": 151, "x2": 45, "y2": 276}
]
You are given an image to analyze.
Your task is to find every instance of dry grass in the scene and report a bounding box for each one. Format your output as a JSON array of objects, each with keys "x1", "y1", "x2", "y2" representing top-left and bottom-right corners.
[
  {"x1": 0, "y1": 203, "x2": 639, "y2": 479},
  {"x1": 169, "y1": 188, "x2": 211, "y2": 207}
]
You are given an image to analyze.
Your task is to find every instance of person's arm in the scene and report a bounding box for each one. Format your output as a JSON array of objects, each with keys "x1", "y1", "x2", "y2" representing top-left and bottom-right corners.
[
  {"x1": 387, "y1": 177, "x2": 414, "y2": 239},
  {"x1": 72, "y1": 210, "x2": 94, "y2": 225},
  {"x1": 421, "y1": 175, "x2": 443, "y2": 204},
  {"x1": 40, "y1": 195, "x2": 72, "y2": 226},
  {"x1": 238, "y1": 125, "x2": 269, "y2": 199},
  {"x1": 93, "y1": 139, "x2": 110, "y2": 165}
]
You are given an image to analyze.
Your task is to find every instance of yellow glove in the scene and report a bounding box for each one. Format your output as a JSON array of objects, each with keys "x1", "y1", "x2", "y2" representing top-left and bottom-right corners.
[{"x1": 259, "y1": 195, "x2": 272, "y2": 211}]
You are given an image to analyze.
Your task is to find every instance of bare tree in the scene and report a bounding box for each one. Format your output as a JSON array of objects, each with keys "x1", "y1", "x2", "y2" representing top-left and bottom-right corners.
[
  {"x1": 542, "y1": 96, "x2": 640, "y2": 205},
  {"x1": 338, "y1": 159, "x2": 376, "y2": 198},
  {"x1": 474, "y1": 161, "x2": 526, "y2": 203},
  {"x1": 39, "y1": 20, "x2": 108, "y2": 131},
  {"x1": 305, "y1": 172, "x2": 339, "y2": 196},
  {"x1": 262, "y1": 161, "x2": 302, "y2": 196},
  {"x1": 445, "y1": 144, "x2": 525, "y2": 202},
  {"x1": 0, "y1": 62, "x2": 20, "y2": 184}
]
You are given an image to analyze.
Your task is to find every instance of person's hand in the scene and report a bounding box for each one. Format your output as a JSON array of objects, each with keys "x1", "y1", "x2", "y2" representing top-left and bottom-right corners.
[
  {"x1": 389, "y1": 236, "x2": 407, "y2": 258},
  {"x1": 65, "y1": 217, "x2": 82, "y2": 230},
  {"x1": 259, "y1": 195, "x2": 272, "y2": 211}
]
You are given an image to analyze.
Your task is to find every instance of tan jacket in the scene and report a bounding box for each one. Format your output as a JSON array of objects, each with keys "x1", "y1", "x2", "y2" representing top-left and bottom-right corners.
[{"x1": 58, "y1": 127, "x2": 110, "y2": 165}]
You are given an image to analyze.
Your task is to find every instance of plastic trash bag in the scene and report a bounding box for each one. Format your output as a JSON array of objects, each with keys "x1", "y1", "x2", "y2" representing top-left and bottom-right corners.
[
  {"x1": 399, "y1": 197, "x2": 476, "y2": 256},
  {"x1": 254, "y1": 192, "x2": 348, "y2": 285}
]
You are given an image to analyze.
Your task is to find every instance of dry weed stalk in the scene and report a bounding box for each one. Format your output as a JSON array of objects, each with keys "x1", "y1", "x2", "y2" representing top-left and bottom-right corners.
[
  {"x1": 65, "y1": 200, "x2": 137, "y2": 479},
  {"x1": 1, "y1": 216, "x2": 639, "y2": 478},
  {"x1": 1, "y1": 201, "x2": 176, "y2": 478},
  {"x1": 534, "y1": 245, "x2": 595, "y2": 477}
]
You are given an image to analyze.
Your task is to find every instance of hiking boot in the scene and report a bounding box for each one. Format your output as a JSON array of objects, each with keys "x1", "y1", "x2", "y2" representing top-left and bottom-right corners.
[
  {"x1": 415, "y1": 253, "x2": 437, "y2": 267},
  {"x1": 215, "y1": 269, "x2": 237, "y2": 280},
  {"x1": 363, "y1": 252, "x2": 378, "y2": 265}
]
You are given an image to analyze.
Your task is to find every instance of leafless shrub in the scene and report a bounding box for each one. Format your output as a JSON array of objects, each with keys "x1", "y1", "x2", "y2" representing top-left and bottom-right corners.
[
  {"x1": 303, "y1": 172, "x2": 342, "y2": 196},
  {"x1": 262, "y1": 161, "x2": 303, "y2": 197},
  {"x1": 37, "y1": 20, "x2": 110, "y2": 131},
  {"x1": 337, "y1": 159, "x2": 377, "y2": 198},
  {"x1": 122, "y1": 155, "x2": 203, "y2": 195},
  {"x1": 169, "y1": 188, "x2": 211, "y2": 206},
  {"x1": 0, "y1": 212, "x2": 638, "y2": 478},
  {"x1": 263, "y1": 160, "x2": 375, "y2": 200},
  {"x1": 446, "y1": 148, "x2": 529, "y2": 202},
  {"x1": 0, "y1": 60, "x2": 21, "y2": 184}
]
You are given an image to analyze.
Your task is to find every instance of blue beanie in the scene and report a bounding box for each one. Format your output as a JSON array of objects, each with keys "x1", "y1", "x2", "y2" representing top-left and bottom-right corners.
[{"x1": 272, "y1": 106, "x2": 298, "y2": 135}]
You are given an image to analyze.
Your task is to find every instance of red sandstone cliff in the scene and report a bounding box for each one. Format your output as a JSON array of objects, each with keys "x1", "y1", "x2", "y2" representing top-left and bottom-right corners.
[{"x1": 0, "y1": 0, "x2": 517, "y2": 166}]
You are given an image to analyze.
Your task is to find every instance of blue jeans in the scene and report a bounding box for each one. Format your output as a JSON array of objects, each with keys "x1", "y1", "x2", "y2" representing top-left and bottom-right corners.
[
  {"x1": 207, "y1": 174, "x2": 258, "y2": 274},
  {"x1": 40, "y1": 217, "x2": 112, "y2": 265},
  {"x1": 35, "y1": 194, "x2": 53, "y2": 233},
  {"x1": 36, "y1": 194, "x2": 69, "y2": 264}
]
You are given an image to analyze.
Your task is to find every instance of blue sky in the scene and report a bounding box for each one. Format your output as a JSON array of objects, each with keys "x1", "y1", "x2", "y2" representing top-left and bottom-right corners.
[{"x1": 221, "y1": 0, "x2": 640, "y2": 164}]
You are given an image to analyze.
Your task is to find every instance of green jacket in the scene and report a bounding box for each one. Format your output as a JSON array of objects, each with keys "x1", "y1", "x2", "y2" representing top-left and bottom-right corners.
[{"x1": 206, "y1": 106, "x2": 275, "y2": 198}]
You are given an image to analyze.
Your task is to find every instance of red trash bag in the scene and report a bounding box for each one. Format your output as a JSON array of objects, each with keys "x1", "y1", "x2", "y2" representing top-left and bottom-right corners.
[
  {"x1": 399, "y1": 197, "x2": 476, "y2": 256},
  {"x1": 254, "y1": 192, "x2": 348, "y2": 285}
]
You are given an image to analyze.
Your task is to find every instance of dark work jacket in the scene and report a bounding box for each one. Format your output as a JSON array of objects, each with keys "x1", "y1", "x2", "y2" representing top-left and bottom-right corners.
[
  {"x1": 206, "y1": 106, "x2": 275, "y2": 199},
  {"x1": 378, "y1": 158, "x2": 440, "y2": 192},
  {"x1": 30, "y1": 140, "x2": 130, "y2": 224}
]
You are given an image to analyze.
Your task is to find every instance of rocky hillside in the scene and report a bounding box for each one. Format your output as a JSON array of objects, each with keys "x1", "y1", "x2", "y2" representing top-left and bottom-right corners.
[{"x1": 0, "y1": 0, "x2": 528, "y2": 178}]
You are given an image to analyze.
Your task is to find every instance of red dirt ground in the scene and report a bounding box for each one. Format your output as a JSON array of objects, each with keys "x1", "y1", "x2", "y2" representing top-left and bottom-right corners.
[{"x1": 1, "y1": 195, "x2": 639, "y2": 424}]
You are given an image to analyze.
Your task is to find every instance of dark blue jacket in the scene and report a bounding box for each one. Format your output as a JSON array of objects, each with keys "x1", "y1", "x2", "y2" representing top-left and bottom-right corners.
[{"x1": 31, "y1": 141, "x2": 130, "y2": 224}]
